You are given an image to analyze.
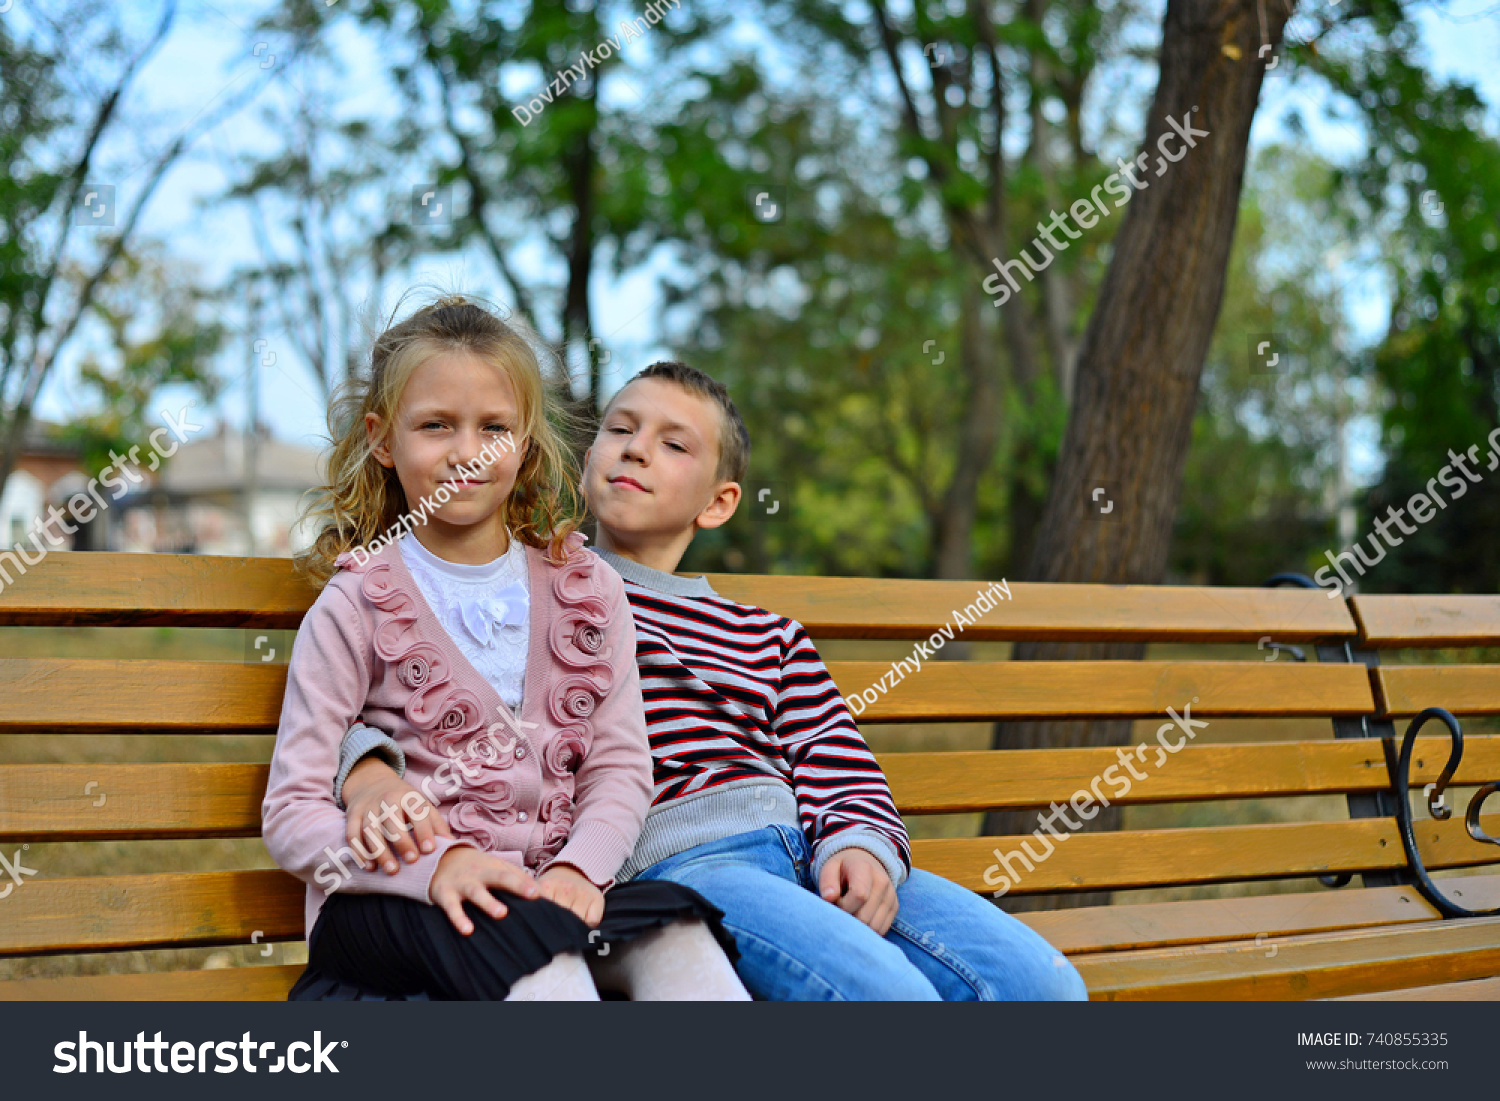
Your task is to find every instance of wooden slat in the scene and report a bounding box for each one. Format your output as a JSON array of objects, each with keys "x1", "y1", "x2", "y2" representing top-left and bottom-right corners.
[
  {"x1": 1332, "y1": 975, "x2": 1500, "y2": 1000},
  {"x1": 13, "y1": 818, "x2": 1498, "y2": 955},
  {"x1": 702, "y1": 576, "x2": 1358, "y2": 642},
  {"x1": 0, "y1": 964, "x2": 303, "y2": 1001},
  {"x1": 1376, "y1": 665, "x2": 1500, "y2": 718},
  {"x1": 1016, "y1": 879, "x2": 1500, "y2": 954},
  {"x1": 0, "y1": 657, "x2": 1373, "y2": 732},
  {"x1": 0, "y1": 764, "x2": 270, "y2": 840},
  {"x1": 14, "y1": 735, "x2": 1497, "y2": 841},
  {"x1": 6, "y1": 733, "x2": 1496, "y2": 842},
  {"x1": 829, "y1": 660, "x2": 1374, "y2": 722},
  {"x1": 0, "y1": 659, "x2": 284, "y2": 732},
  {"x1": 0, "y1": 554, "x2": 1362, "y2": 644},
  {"x1": 0, "y1": 870, "x2": 304, "y2": 955},
  {"x1": 883, "y1": 735, "x2": 1500, "y2": 814},
  {"x1": 912, "y1": 812, "x2": 1500, "y2": 894},
  {"x1": 0, "y1": 552, "x2": 314, "y2": 628},
  {"x1": 1353, "y1": 594, "x2": 1500, "y2": 648},
  {"x1": 1079, "y1": 915, "x2": 1500, "y2": 1000}
]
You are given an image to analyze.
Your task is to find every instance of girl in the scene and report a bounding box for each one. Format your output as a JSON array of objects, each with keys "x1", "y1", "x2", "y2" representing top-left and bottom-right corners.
[{"x1": 262, "y1": 295, "x2": 747, "y2": 1000}]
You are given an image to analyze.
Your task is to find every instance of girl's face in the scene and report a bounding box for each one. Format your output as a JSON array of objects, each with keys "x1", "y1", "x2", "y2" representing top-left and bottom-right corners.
[{"x1": 366, "y1": 350, "x2": 529, "y2": 551}]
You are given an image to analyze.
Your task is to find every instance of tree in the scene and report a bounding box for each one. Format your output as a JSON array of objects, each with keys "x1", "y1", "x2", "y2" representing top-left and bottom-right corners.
[
  {"x1": 0, "y1": 1, "x2": 280, "y2": 498},
  {"x1": 265, "y1": 0, "x2": 722, "y2": 414},
  {"x1": 984, "y1": 0, "x2": 1296, "y2": 907}
]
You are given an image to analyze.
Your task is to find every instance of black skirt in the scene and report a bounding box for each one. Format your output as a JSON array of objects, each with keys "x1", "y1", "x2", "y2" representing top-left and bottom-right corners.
[{"x1": 287, "y1": 878, "x2": 738, "y2": 1001}]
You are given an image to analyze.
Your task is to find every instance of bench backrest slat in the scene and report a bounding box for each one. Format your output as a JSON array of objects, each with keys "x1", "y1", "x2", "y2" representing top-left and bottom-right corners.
[
  {"x1": 0, "y1": 554, "x2": 310, "y2": 628},
  {"x1": 706, "y1": 574, "x2": 1360, "y2": 642},
  {"x1": 0, "y1": 658, "x2": 1374, "y2": 730},
  {"x1": 1352, "y1": 594, "x2": 1500, "y2": 648},
  {"x1": 1375, "y1": 665, "x2": 1500, "y2": 717},
  {"x1": 7, "y1": 735, "x2": 1498, "y2": 838},
  {"x1": 831, "y1": 660, "x2": 1374, "y2": 721}
]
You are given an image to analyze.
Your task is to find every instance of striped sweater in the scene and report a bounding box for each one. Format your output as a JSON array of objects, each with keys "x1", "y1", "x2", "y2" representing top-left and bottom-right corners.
[
  {"x1": 592, "y1": 549, "x2": 911, "y2": 886},
  {"x1": 341, "y1": 548, "x2": 911, "y2": 888}
]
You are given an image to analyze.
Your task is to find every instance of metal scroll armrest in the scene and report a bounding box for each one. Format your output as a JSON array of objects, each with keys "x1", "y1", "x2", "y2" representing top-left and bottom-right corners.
[{"x1": 1388, "y1": 706, "x2": 1500, "y2": 919}]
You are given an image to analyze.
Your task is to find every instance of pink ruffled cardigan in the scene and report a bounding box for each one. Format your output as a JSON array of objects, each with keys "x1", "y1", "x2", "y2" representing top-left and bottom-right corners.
[{"x1": 261, "y1": 529, "x2": 652, "y2": 936}]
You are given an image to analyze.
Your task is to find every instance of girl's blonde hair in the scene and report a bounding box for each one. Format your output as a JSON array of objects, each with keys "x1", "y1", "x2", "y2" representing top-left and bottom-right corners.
[{"x1": 294, "y1": 294, "x2": 585, "y2": 589}]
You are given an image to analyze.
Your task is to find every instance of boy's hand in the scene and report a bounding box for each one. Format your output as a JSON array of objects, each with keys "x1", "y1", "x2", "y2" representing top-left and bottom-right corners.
[
  {"x1": 819, "y1": 848, "x2": 898, "y2": 935},
  {"x1": 429, "y1": 847, "x2": 540, "y2": 935},
  {"x1": 343, "y1": 757, "x2": 452, "y2": 874},
  {"x1": 537, "y1": 864, "x2": 606, "y2": 928}
]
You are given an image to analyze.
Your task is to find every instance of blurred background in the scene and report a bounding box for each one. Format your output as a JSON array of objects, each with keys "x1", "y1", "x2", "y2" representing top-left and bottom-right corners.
[
  {"x1": 1, "y1": 0, "x2": 1498, "y2": 977},
  {"x1": 2, "y1": 0, "x2": 1497, "y2": 588}
]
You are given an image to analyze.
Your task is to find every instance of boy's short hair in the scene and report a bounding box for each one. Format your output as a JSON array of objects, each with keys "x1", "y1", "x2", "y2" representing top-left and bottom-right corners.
[{"x1": 603, "y1": 361, "x2": 751, "y2": 485}]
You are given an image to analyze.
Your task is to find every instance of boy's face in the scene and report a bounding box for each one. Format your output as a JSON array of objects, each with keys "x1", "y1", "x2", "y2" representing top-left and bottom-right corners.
[{"x1": 583, "y1": 377, "x2": 740, "y2": 545}]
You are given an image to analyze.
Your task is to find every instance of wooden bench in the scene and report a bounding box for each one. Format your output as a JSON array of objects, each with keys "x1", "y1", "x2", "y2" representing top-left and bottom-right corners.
[{"x1": 2, "y1": 553, "x2": 1499, "y2": 1000}]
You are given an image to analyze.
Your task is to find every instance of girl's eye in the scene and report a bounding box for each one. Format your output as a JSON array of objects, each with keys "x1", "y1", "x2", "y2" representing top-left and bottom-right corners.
[
  {"x1": 421, "y1": 421, "x2": 445, "y2": 430},
  {"x1": 666, "y1": 441, "x2": 687, "y2": 453},
  {"x1": 487, "y1": 425, "x2": 511, "y2": 433},
  {"x1": 606, "y1": 425, "x2": 629, "y2": 435}
]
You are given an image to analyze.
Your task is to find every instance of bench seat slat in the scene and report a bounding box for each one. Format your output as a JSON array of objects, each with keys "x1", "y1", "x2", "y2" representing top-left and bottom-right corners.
[
  {"x1": 1331, "y1": 975, "x2": 1500, "y2": 1000},
  {"x1": 1017, "y1": 879, "x2": 1500, "y2": 954},
  {"x1": 913, "y1": 812, "x2": 1500, "y2": 894},
  {"x1": 1375, "y1": 665, "x2": 1500, "y2": 717},
  {"x1": 0, "y1": 964, "x2": 304, "y2": 1001},
  {"x1": 8, "y1": 815, "x2": 1500, "y2": 955},
  {"x1": 830, "y1": 661, "x2": 1374, "y2": 722},
  {"x1": 1078, "y1": 914, "x2": 1500, "y2": 1000}
]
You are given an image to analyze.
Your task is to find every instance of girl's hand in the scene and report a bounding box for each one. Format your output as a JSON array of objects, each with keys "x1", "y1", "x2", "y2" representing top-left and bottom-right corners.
[
  {"x1": 342, "y1": 757, "x2": 452, "y2": 875},
  {"x1": 537, "y1": 864, "x2": 606, "y2": 927},
  {"x1": 429, "y1": 847, "x2": 541, "y2": 935}
]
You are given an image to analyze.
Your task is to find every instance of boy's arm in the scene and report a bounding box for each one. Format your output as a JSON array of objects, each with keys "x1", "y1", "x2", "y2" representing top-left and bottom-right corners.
[
  {"x1": 334, "y1": 721, "x2": 406, "y2": 808},
  {"x1": 771, "y1": 620, "x2": 912, "y2": 889}
]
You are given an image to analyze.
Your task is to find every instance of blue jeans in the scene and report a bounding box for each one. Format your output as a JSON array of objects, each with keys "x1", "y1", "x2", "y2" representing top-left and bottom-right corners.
[{"x1": 633, "y1": 824, "x2": 1088, "y2": 1001}]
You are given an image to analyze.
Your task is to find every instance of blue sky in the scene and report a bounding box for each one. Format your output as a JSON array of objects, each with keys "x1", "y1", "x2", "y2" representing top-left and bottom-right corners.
[{"x1": 34, "y1": 0, "x2": 1500, "y2": 469}]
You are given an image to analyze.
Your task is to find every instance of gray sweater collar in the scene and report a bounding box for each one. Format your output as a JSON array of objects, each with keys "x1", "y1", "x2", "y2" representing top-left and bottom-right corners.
[{"x1": 592, "y1": 546, "x2": 719, "y2": 598}]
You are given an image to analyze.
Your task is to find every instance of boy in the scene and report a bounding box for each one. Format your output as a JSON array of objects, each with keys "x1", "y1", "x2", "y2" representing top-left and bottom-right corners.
[{"x1": 337, "y1": 363, "x2": 1086, "y2": 1000}]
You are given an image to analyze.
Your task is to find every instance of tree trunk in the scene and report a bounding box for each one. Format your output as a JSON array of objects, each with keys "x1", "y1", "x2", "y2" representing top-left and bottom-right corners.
[
  {"x1": 933, "y1": 279, "x2": 1003, "y2": 579},
  {"x1": 985, "y1": 0, "x2": 1294, "y2": 912}
]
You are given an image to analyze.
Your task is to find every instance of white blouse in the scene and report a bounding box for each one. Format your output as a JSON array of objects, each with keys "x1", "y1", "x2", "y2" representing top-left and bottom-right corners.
[{"x1": 397, "y1": 530, "x2": 530, "y2": 712}]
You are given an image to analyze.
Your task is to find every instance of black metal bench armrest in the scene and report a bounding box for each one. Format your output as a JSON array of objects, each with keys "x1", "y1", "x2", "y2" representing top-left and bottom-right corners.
[{"x1": 1388, "y1": 706, "x2": 1500, "y2": 918}]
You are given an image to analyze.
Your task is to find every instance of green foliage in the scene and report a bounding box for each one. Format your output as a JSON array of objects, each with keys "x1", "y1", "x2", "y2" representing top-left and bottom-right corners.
[
  {"x1": 1309, "y1": 7, "x2": 1500, "y2": 593},
  {"x1": 60, "y1": 250, "x2": 225, "y2": 477}
]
